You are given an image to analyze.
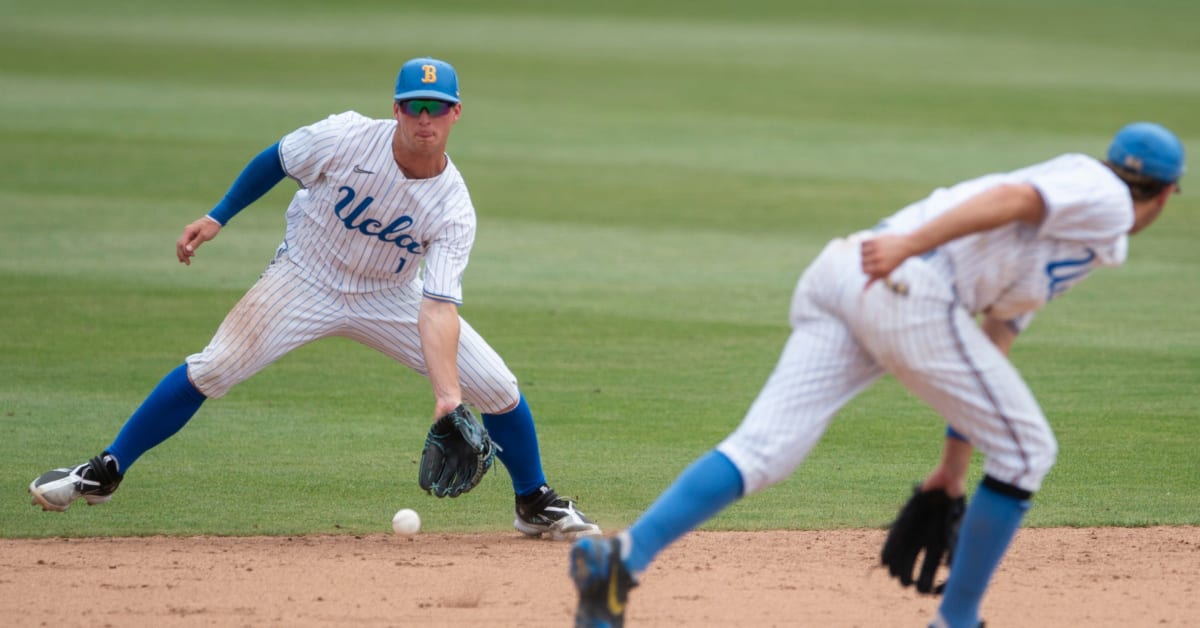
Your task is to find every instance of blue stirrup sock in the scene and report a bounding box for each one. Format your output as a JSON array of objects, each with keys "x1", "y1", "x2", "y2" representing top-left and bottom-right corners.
[
  {"x1": 105, "y1": 364, "x2": 207, "y2": 472},
  {"x1": 482, "y1": 393, "x2": 547, "y2": 496},
  {"x1": 938, "y1": 477, "x2": 1031, "y2": 627},
  {"x1": 624, "y1": 450, "x2": 745, "y2": 577}
]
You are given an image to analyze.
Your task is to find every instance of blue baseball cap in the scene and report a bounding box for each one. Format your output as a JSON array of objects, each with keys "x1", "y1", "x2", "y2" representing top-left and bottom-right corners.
[
  {"x1": 1106, "y1": 122, "x2": 1186, "y2": 184},
  {"x1": 394, "y1": 57, "x2": 460, "y2": 103}
]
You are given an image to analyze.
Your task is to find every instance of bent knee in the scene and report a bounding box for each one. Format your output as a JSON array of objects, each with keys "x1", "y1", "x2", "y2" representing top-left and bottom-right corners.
[
  {"x1": 715, "y1": 439, "x2": 800, "y2": 496},
  {"x1": 985, "y1": 429, "x2": 1057, "y2": 494},
  {"x1": 185, "y1": 354, "x2": 241, "y2": 399},
  {"x1": 1023, "y1": 437, "x2": 1057, "y2": 492},
  {"x1": 463, "y1": 372, "x2": 519, "y2": 414}
]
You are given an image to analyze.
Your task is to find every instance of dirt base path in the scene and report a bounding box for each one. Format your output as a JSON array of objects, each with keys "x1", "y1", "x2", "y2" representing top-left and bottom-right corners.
[{"x1": 3, "y1": 527, "x2": 1197, "y2": 627}]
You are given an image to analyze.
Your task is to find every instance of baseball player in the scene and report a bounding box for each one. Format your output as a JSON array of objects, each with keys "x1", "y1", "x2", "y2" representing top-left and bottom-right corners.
[
  {"x1": 29, "y1": 57, "x2": 600, "y2": 542},
  {"x1": 570, "y1": 122, "x2": 1186, "y2": 627}
]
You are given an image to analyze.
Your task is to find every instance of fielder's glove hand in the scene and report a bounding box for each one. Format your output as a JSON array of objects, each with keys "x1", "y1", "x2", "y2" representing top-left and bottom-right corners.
[
  {"x1": 881, "y1": 485, "x2": 966, "y2": 595},
  {"x1": 418, "y1": 404, "x2": 496, "y2": 498}
]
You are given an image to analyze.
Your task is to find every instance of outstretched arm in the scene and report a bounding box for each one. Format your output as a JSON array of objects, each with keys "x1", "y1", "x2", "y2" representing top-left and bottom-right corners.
[
  {"x1": 176, "y1": 142, "x2": 286, "y2": 265},
  {"x1": 418, "y1": 298, "x2": 464, "y2": 420}
]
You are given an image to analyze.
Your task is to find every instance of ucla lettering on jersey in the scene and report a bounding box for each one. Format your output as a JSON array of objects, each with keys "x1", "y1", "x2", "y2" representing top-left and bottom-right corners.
[
  {"x1": 276, "y1": 111, "x2": 475, "y2": 300},
  {"x1": 334, "y1": 186, "x2": 424, "y2": 258}
]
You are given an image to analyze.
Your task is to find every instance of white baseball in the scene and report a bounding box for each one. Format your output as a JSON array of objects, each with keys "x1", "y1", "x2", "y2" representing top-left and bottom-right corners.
[{"x1": 392, "y1": 508, "x2": 421, "y2": 535}]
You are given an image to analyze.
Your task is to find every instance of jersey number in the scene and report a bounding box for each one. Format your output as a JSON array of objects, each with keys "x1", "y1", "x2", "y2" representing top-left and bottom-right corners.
[{"x1": 1045, "y1": 249, "x2": 1096, "y2": 300}]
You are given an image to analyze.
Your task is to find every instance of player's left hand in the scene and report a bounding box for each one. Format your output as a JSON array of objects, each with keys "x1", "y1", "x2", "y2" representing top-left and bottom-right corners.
[
  {"x1": 881, "y1": 486, "x2": 966, "y2": 595},
  {"x1": 418, "y1": 404, "x2": 496, "y2": 498},
  {"x1": 177, "y1": 217, "x2": 222, "y2": 265}
]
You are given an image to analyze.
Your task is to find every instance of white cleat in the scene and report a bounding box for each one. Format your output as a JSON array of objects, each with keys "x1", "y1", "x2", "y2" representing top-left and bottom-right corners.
[{"x1": 29, "y1": 455, "x2": 123, "y2": 512}]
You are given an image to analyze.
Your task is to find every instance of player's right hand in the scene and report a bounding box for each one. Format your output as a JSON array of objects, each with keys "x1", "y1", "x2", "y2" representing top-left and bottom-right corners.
[
  {"x1": 177, "y1": 217, "x2": 222, "y2": 265},
  {"x1": 860, "y1": 234, "x2": 915, "y2": 288}
]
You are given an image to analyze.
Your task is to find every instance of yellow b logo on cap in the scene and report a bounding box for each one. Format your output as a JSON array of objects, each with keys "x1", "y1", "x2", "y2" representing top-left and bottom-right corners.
[{"x1": 422, "y1": 65, "x2": 437, "y2": 84}]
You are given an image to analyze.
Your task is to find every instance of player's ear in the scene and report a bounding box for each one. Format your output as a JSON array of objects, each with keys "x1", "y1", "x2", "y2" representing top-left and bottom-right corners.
[{"x1": 1150, "y1": 182, "x2": 1177, "y2": 211}]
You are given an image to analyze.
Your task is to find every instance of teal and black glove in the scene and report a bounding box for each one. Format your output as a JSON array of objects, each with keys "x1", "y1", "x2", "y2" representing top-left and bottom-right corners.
[{"x1": 418, "y1": 405, "x2": 496, "y2": 498}]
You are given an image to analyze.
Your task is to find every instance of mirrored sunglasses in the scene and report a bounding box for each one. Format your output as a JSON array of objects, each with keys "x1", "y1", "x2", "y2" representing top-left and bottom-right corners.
[{"x1": 399, "y1": 99, "x2": 454, "y2": 118}]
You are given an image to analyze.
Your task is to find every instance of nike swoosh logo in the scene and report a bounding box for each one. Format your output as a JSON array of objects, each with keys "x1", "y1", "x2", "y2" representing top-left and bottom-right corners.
[
  {"x1": 353, "y1": 165, "x2": 375, "y2": 174},
  {"x1": 606, "y1": 558, "x2": 625, "y2": 616}
]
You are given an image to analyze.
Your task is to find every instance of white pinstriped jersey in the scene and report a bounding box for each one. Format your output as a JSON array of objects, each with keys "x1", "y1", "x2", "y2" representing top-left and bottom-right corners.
[
  {"x1": 278, "y1": 111, "x2": 475, "y2": 303},
  {"x1": 187, "y1": 111, "x2": 519, "y2": 410},
  {"x1": 876, "y1": 154, "x2": 1132, "y2": 329}
]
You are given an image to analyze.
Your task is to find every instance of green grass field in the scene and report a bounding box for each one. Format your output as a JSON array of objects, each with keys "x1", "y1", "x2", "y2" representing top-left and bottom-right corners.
[{"x1": 1, "y1": 0, "x2": 1197, "y2": 538}]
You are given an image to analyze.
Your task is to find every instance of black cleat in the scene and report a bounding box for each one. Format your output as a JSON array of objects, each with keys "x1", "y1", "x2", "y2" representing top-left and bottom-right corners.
[{"x1": 514, "y1": 484, "x2": 601, "y2": 540}]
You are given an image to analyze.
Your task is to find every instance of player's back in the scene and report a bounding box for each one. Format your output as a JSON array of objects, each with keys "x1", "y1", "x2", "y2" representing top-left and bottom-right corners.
[{"x1": 876, "y1": 154, "x2": 1132, "y2": 318}]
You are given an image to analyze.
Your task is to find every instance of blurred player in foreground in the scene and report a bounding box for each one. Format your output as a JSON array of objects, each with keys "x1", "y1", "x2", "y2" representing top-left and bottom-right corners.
[
  {"x1": 570, "y1": 122, "x2": 1185, "y2": 627},
  {"x1": 30, "y1": 56, "x2": 600, "y2": 542}
]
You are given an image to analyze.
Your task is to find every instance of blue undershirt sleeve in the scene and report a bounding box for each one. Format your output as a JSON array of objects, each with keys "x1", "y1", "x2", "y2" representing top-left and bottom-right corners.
[
  {"x1": 206, "y1": 141, "x2": 287, "y2": 226},
  {"x1": 946, "y1": 425, "x2": 970, "y2": 443}
]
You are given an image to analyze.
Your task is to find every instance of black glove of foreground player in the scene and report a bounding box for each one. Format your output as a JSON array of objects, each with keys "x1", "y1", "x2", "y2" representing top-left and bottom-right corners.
[{"x1": 881, "y1": 486, "x2": 966, "y2": 594}]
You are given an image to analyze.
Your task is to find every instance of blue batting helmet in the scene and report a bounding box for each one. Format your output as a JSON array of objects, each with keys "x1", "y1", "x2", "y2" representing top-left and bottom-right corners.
[{"x1": 1106, "y1": 122, "x2": 1186, "y2": 184}]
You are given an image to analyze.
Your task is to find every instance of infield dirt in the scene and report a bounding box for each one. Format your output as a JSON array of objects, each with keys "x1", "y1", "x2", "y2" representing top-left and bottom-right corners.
[{"x1": 2, "y1": 527, "x2": 1196, "y2": 627}]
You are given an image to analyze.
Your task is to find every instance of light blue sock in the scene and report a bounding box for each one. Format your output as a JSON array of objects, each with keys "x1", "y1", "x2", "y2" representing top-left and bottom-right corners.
[
  {"x1": 482, "y1": 393, "x2": 546, "y2": 496},
  {"x1": 106, "y1": 364, "x2": 207, "y2": 472},
  {"x1": 938, "y1": 479, "x2": 1031, "y2": 627},
  {"x1": 625, "y1": 450, "x2": 744, "y2": 576}
]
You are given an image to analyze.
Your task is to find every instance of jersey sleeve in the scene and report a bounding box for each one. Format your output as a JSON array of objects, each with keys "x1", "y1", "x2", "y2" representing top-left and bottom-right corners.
[
  {"x1": 420, "y1": 197, "x2": 476, "y2": 305},
  {"x1": 278, "y1": 111, "x2": 364, "y2": 189},
  {"x1": 1027, "y1": 155, "x2": 1133, "y2": 243}
]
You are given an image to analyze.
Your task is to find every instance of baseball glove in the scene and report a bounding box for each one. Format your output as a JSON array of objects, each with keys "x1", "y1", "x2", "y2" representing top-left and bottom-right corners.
[
  {"x1": 418, "y1": 404, "x2": 496, "y2": 498},
  {"x1": 881, "y1": 486, "x2": 966, "y2": 595}
]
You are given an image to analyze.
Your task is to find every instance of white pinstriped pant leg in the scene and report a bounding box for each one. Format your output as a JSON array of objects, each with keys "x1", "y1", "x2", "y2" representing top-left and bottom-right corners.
[
  {"x1": 718, "y1": 237, "x2": 1057, "y2": 497},
  {"x1": 717, "y1": 242, "x2": 886, "y2": 496},
  {"x1": 187, "y1": 258, "x2": 343, "y2": 398},
  {"x1": 844, "y1": 246, "x2": 1057, "y2": 494},
  {"x1": 452, "y1": 318, "x2": 521, "y2": 413},
  {"x1": 343, "y1": 287, "x2": 520, "y2": 415}
]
